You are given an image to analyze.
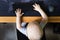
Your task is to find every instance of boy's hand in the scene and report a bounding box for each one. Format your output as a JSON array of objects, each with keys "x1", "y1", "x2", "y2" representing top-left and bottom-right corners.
[
  {"x1": 33, "y1": 3, "x2": 41, "y2": 12},
  {"x1": 15, "y1": 8, "x2": 24, "y2": 17}
]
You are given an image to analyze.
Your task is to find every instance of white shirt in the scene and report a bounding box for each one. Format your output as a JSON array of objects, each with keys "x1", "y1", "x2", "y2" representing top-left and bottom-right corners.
[{"x1": 17, "y1": 22, "x2": 27, "y2": 36}]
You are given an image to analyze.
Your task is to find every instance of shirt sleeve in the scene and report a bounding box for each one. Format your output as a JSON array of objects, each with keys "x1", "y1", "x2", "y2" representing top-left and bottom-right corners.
[
  {"x1": 16, "y1": 22, "x2": 27, "y2": 36},
  {"x1": 17, "y1": 27, "x2": 27, "y2": 36}
]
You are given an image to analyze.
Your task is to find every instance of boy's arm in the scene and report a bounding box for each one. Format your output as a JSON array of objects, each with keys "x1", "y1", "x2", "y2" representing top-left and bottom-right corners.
[
  {"x1": 33, "y1": 3, "x2": 48, "y2": 29},
  {"x1": 15, "y1": 8, "x2": 24, "y2": 29},
  {"x1": 15, "y1": 8, "x2": 27, "y2": 36}
]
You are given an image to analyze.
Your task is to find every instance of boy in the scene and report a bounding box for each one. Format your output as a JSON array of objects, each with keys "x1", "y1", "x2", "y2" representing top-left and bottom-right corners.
[{"x1": 15, "y1": 3, "x2": 48, "y2": 40}]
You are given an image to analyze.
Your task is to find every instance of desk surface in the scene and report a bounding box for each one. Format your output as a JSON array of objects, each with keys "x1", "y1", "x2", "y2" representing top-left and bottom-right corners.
[{"x1": 0, "y1": 16, "x2": 60, "y2": 23}]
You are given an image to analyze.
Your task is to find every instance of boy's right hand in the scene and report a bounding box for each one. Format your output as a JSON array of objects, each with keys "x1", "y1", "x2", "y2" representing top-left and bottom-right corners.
[{"x1": 15, "y1": 8, "x2": 24, "y2": 17}]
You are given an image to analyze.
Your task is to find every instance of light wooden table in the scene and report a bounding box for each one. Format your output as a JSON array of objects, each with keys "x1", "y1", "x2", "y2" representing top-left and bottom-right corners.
[{"x1": 0, "y1": 16, "x2": 60, "y2": 23}]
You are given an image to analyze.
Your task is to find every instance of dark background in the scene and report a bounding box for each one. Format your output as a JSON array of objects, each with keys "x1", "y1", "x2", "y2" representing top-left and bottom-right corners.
[
  {"x1": 0, "y1": 0, "x2": 60, "y2": 40},
  {"x1": 0, "y1": 0, "x2": 60, "y2": 16}
]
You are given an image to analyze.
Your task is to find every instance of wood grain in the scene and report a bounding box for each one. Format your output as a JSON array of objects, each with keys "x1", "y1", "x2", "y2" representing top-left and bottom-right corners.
[{"x1": 0, "y1": 16, "x2": 60, "y2": 23}]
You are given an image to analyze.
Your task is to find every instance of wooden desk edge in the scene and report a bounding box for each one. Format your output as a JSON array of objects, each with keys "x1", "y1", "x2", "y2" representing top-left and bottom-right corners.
[{"x1": 0, "y1": 16, "x2": 60, "y2": 23}]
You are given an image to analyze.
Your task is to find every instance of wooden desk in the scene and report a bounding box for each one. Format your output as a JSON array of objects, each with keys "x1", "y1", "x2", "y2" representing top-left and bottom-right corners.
[{"x1": 0, "y1": 16, "x2": 60, "y2": 23}]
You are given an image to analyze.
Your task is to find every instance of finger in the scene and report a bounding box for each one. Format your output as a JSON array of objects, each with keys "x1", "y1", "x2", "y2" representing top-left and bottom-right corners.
[
  {"x1": 17, "y1": 8, "x2": 22, "y2": 13},
  {"x1": 15, "y1": 11, "x2": 16, "y2": 13},
  {"x1": 22, "y1": 13, "x2": 24, "y2": 15},
  {"x1": 19, "y1": 9, "x2": 22, "y2": 13},
  {"x1": 35, "y1": 3, "x2": 37, "y2": 5},
  {"x1": 17, "y1": 8, "x2": 21, "y2": 11},
  {"x1": 16, "y1": 9, "x2": 17, "y2": 11},
  {"x1": 18, "y1": 8, "x2": 22, "y2": 11},
  {"x1": 32, "y1": 5, "x2": 35, "y2": 7},
  {"x1": 35, "y1": 3, "x2": 39, "y2": 6},
  {"x1": 35, "y1": 3, "x2": 37, "y2": 4},
  {"x1": 33, "y1": 3, "x2": 38, "y2": 7},
  {"x1": 15, "y1": 11, "x2": 17, "y2": 15},
  {"x1": 22, "y1": 13, "x2": 24, "y2": 14},
  {"x1": 20, "y1": 13, "x2": 24, "y2": 16},
  {"x1": 15, "y1": 9, "x2": 18, "y2": 13},
  {"x1": 16, "y1": 8, "x2": 21, "y2": 12},
  {"x1": 34, "y1": 3, "x2": 38, "y2": 6}
]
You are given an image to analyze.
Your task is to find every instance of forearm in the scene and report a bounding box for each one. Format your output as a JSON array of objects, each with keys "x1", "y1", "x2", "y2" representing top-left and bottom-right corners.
[
  {"x1": 38, "y1": 8, "x2": 48, "y2": 19},
  {"x1": 16, "y1": 16, "x2": 22, "y2": 29},
  {"x1": 39, "y1": 8, "x2": 48, "y2": 29}
]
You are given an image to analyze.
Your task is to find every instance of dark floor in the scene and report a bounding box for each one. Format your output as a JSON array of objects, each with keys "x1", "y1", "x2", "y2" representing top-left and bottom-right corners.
[
  {"x1": 0, "y1": 23, "x2": 60, "y2": 40},
  {"x1": 0, "y1": 23, "x2": 17, "y2": 40}
]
